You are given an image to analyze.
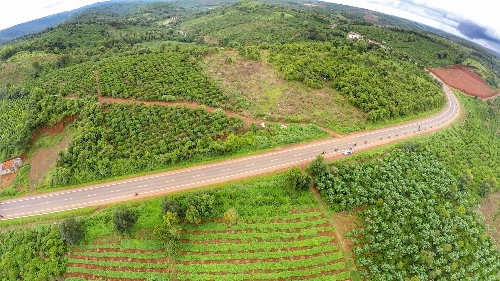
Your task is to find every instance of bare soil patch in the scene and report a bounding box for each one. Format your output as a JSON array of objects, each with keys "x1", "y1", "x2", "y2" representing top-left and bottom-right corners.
[
  {"x1": 428, "y1": 65, "x2": 497, "y2": 99},
  {"x1": 364, "y1": 13, "x2": 380, "y2": 23},
  {"x1": 30, "y1": 115, "x2": 76, "y2": 146},
  {"x1": 480, "y1": 191, "x2": 500, "y2": 249},
  {"x1": 0, "y1": 172, "x2": 16, "y2": 189},
  {"x1": 69, "y1": 255, "x2": 169, "y2": 263},
  {"x1": 27, "y1": 116, "x2": 76, "y2": 189},
  {"x1": 28, "y1": 138, "x2": 70, "y2": 189}
]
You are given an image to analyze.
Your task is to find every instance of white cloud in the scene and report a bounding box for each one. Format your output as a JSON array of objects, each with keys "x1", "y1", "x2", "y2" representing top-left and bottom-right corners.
[
  {"x1": 323, "y1": 0, "x2": 500, "y2": 52},
  {"x1": 0, "y1": 0, "x2": 109, "y2": 31}
]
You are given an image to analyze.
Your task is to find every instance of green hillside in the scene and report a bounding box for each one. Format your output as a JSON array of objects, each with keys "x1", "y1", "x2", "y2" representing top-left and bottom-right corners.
[{"x1": 0, "y1": 1, "x2": 500, "y2": 280}]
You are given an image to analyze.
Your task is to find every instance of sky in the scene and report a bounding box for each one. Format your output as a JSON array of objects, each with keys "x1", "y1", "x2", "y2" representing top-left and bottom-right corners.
[
  {"x1": 323, "y1": 0, "x2": 500, "y2": 53},
  {"x1": 0, "y1": 0, "x2": 109, "y2": 31}
]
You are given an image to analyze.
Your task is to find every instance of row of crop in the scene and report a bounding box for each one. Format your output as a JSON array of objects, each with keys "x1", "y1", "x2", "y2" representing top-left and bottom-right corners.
[
  {"x1": 176, "y1": 262, "x2": 348, "y2": 281},
  {"x1": 182, "y1": 226, "x2": 332, "y2": 241},
  {"x1": 68, "y1": 257, "x2": 170, "y2": 269},
  {"x1": 98, "y1": 51, "x2": 229, "y2": 107},
  {"x1": 178, "y1": 244, "x2": 340, "y2": 262},
  {"x1": 78, "y1": 239, "x2": 161, "y2": 251},
  {"x1": 177, "y1": 255, "x2": 344, "y2": 274},
  {"x1": 183, "y1": 218, "x2": 329, "y2": 234},
  {"x1": 65, "y1": 267, "x2": 171, "y2": 279},
  {"x1": 182, "y1": 236, "x2": 334, "y2": 253},
  {"x1": 70, "y1": 250, "x2": 167, "y2": 260},
  {"x1": 182, "y1": 211, "x2": 326, "y2": 232}
]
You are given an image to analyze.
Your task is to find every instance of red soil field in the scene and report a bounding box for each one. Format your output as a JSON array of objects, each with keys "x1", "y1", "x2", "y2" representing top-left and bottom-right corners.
[
  {"x1": 428, "y1": 65, "x2": 498, "y2": 99},
  {"x1": 364, "y1": 13, "x2": 380, "y2": 23}
]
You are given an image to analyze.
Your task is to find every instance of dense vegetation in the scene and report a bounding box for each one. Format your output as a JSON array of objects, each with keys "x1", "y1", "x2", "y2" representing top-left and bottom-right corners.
[
  {"x1": 310, "y1": 150, "x2": 500, "y2": 280},
  {"x1": 31, "y1": 61, "x2": 97, "y2": 97},
  {"x1": 352, "y1": 25, "x2": 464, "y2": 67},
  {"x1": 0, "y1": 226, "x2": 67, "y2": 281},
  {"x1": 269, "y1": 42, "x2": 445, "y2": 121},
  {"x1": 179, "y1": 1, "x2": 343, "y2": 46},
  {"x1": 0, "y1": 97, "x2": 29, "y2": 161},
  {"x1": 98, "y1": 51, "x2": 228, "y2": 106},
  {"x1": 51, "y1": 101, "x2": 326, "y2": 186},
  {"x1": 423, "y1": 92, "x2": 500, "y2": 198}
]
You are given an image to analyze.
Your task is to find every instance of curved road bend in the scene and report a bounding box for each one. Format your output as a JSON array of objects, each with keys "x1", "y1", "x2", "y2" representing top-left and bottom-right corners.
[{"x1": 0, "y1": 79, "x2": 459, "y2": 221}]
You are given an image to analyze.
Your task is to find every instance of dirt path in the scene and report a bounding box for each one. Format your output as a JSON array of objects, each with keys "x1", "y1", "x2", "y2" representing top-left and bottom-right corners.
[
  {"x1": 310, "y1": 186, "x2": 358, "y2": 275},
  {"x1": 93, "y1": 70, "x2": 338, "y2": 134}
]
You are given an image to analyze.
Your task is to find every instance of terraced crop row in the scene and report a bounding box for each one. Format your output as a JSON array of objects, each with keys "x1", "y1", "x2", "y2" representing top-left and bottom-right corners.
[
  {"x1": 64, "y1": 242, "x2": 172, "y2": 281},
  {"x1": 65, "y1": 207, "x2": 349, "y2": 280},
  {"x1": 176, "y1": 208, "x2": 350, "y2": 280}
]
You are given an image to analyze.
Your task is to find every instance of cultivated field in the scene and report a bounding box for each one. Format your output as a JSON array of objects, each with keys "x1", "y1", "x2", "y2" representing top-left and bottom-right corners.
[
  {"x1": 63, "y1": 174, "x2": 352, "y2": 281},
  {"x1": 429, "y1": 65, "x2": 498, "y2": 99},
  {"x1": 176, "y1": 208, "x2": 350, "y2": 280}
]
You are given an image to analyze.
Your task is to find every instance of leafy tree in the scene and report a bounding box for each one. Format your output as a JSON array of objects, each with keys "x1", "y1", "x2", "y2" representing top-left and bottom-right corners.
[
  {"x1": 154, "y1": 211, "x2": 182, "y2": 256},
  {"x1": 479, "y1": 177, "x2": 497, "y2": 197},
  {"x1": 184, "y1": 192, "x2": 217, "y2": 218},
  {"x1": 113, "y1": 206, "x2": 137, "y2": 234},
  {"x1": 162, "y1": 196, "x2": 181, "y2": 216},
  {"x1": 306, "y1": 155, "x2": 329, "y2": 178},
  {"x1": 224, "y1": 208, "x2": 239, "y2": 225},
  {"x1": 285, "y1": 166, "x2": 311, "y2": 191},
  {"x1": 59, "y1": 217, "x2": 84, "y2": 245},
  {"x1": 185, "y1": 205, "x2": 201, "y2": 224},
  {"x1": 458, "y1": 170, "x2": 473, "y2": 191}
]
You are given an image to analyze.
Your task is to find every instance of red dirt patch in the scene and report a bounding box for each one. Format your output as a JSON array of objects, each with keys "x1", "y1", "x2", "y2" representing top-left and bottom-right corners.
[
  {"x1": 29, "y1": 115, "x2": 76, "y2": 146},
  {"x1": 428, "y1": 65, "x2": 497, "y2": 99},
  {"x1": 27, "y1": 116, "x2": 76, "y2": 189},
  {"x1": 28, "y1": 138, "x2": 70, "y2": 189},
  {"x1": 364, "y1": 13, "x2": 379, "y2": 22},
  {"x1": 69, "y1": 255, "x2": 169, "y2": 264},
  {"x1": 0, "y1": 172, "x2": 16, "y2": 189}
]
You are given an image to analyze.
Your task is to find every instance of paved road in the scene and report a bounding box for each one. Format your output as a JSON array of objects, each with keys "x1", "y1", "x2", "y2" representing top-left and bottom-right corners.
[{"x1": 0, "y1": 79, "x2": 459, "y2": 221}]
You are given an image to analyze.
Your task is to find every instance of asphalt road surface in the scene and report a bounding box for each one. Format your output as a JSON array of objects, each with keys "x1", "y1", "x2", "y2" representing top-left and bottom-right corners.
[{"x1": 0, "y1": 79, "x2": 459, "y2": 221}]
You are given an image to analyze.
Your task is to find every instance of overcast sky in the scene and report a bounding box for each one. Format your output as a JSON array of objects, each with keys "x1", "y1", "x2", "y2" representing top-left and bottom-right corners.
[
  {"x1": 324, "y1": 0, "x2": 500, "y2": 53},
  {"x1": 0, "y1": 0, "x2": 109, "y2": 30}
]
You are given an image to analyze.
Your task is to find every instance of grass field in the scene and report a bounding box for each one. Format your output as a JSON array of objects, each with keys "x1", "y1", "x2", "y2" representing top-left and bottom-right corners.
[
  {"x1": 202, "y1": 50, "x2": 367, "y2": 133},
  {"x1": 63, "y1": 173, "x2": 351, "y2": 280}
]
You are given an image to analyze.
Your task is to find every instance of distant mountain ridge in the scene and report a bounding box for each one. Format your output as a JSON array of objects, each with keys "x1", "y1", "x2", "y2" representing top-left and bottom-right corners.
[{"x1": 0, "y1": 1, "x2": 122, "y2": 45}]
